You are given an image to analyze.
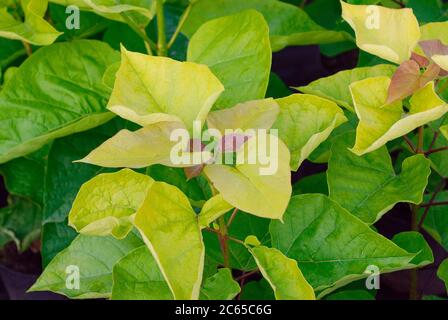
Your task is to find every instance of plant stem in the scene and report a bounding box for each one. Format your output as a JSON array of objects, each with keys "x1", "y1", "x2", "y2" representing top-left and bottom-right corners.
[
  {"x1": 403, "y1": 135, "x2": 416, "y2": 153},
  {"x1": 167, "y1": 2, "x2": 194, "y2": 49},
  {"x1": 428, "y1": 131, "x2": 439, "y2": 151},
  {"x1": 120, "y1": 13, "x2": 155, "y2": 55},
  {"x1": 227, "y1": 208, "x2": 239, "y2": 228},
  {"x1": 419, "y1": 201, "x2": 448, "y2": 208},
  {"x1": 425, "y1": 146, "x2": 448, "y2": 156},
  {"x1": 217, "y1": 216, "x2": 230, "y2": 268},
  {"x1": 418, "y1": 180, "x2": 446, "y2": 229},
  {"x1": 417, "y1": 126, "x2": 424, "y2": 154},
  {"x1": 22, "y1": 41, "x2": 32, "y2": 56},
  {"x1": 235, "y1": 270, "x2": 259, "y2": 282},
  {"x1": 156, "y1": 0, "x2": 167, "y2": 56}
]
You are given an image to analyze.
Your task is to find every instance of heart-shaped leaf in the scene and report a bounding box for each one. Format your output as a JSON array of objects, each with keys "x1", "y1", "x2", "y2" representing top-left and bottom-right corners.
[
  {"x1": 341, "y1": 2, "x2": 420, "y2": 64},
  {"x1": 0, "y1": 40, "x2": 119, "y2": 164},
  {"x1": 134, "y1": 182, "x2": 205, "y2": 300},
  {"x1": 350, "y1": 77, "x2": 448, "y2": 155},
  {"x1": 273, "y1": 94, "x2": 347, "y2": 171},
  {"x1": 183, "y1": 0, "x2": 352, "y2": 52},
  {"x1": 204, "y1": 133, "x2": 291, "y2": 220},
  {"x1": 328, "y1": 134, "x2": 430, "y2": 224},
  {"x1": 0, "y1": 0, "x2": 61, "y2": 45},
  {"x1": 29, "y1": 232, "x2": 142, "y2": 298},
  {"x1": 297, "y1": 64, "x2": 396, "y2": 112},
  {"x1": 187, "y1": 10, "x2": 271, "y2": 110},
  {"x1": 247, "y1": 240, "x2": 315, "y2": 300},
  {"x1": 206, "y1": 98, "x2": 279, "y2": 133},
  {"x1": 108, "y1": 47, "x2": 224, "y2": 132},
  {"x1": 78, "y1": 121, "x2": 212, "y2": 168},
  {"x1": 270, "y1": 194, "x2": 416, "y2": 297},
  {"x1": 68, "y1": 169, "x2": 154, "y2": 239}
]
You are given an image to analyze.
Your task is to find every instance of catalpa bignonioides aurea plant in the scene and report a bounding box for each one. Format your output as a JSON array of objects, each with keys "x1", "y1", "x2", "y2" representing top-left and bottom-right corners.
[{"x1": 0, "y1": 0, "x2": 447, "y2": 300}]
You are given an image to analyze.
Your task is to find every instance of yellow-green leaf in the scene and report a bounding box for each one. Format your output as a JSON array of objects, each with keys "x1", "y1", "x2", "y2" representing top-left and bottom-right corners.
[
  {"x1": 182, "y1": 0, "x2": 352, "y2": 52},
  {"x1": 68, "y1": 169, "x2": 154, "y2": 239},
  {"x1": 341, "y1": 2, "x2": 420, "y2": 64},
  {"x1": 198, "y1": 194, "x2": 233, "y2": 228},
  {"x1": 204, "y1": 133, "x2": 291, "y2": 220},
  {"x1": 350, "y1": 77, "x2": 448, "y2": 155},
  {"x1": 247, "y1": 242, "x2": 315, "y2": 300},
  {"x1": 273, "y1": 94, "x2": 347, "y2": 171},
  {"x1": 108, "y1": 47, "x2": 224, "y2": 132},
  {"x1": 432, "y1": 55, "x2": 448, "y2": 71},
  {"x1": 78, "y1": 121, "x2": 211, "y2": 168},
  {"x1": 187, "y1": 10, "x2": 271, "y2": 110},
  {"x1": 0, "y1": 0, "x2": 61, "y2": 45},
  {"x1": 134, "y1": 182, "x2": 205, "y2": 300},
  {"x1": 420, "y1": 21, "x2": 448, "y2": 44},
  {"x1": 206, "y1": 98, "x2": 279, "y2": 134},
  {"x1": 441, "y1": 125, "x2": 448, "y2": 139},
  {"x1": 50, "y1": 0, "x2": 155, "y2": 27},
  {"x1": 29, "y1": 233, "x2": 142, "y2": 299},
  {"x1": 297, "y1": 64, "x2": 396, "y2": 112}
]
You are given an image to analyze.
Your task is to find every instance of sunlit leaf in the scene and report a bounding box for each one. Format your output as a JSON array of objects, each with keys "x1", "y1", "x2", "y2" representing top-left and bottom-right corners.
[
  {"x1": 206, "y1": 98, "x2": 279, "y2": 133},
  {"x1": 341, "y1": 2, "x2": 420, "y2": 64},
  {"x1": 50, "y1": 0, "x2": 156, "y2": 27},
  {"x1": 198, "y1": 194, "x2": 233, "y2": 228},
  {"x1": 204, "y1": 133, "x2": 291, "y2": 220},
  {"x1": 420, "y1": 21, "x2": 448, "y2": 44},
  {"x1": 108, "y1": 47, "x2": 223, "y2": 132},
  {"x1": 134, "y1": 182, "x2": 205, "y2": 300},
  {"x1": 29, "y1": 232, "x2": 142, "y2": 298},
  {"x1": 432, "y1": 55, "x2": 448, "y2": 72},
  {"x1": 247, "y1": 241, "x2": 315, "y2": 300},
  {"x1": 297, "y1": 64, "x2": 396, "y2": 112},
  {"x1": 183, "y1": 0, "x2": 352, "y2": 52},
  {"x1": 350, "y1": 77, "x2": 448, "y2": 155},
  {"x1": 273, "y1": 94, "x2": 347, "y2": 171},
  {"x1": 78, "y1": 121, "x2": 211, "y2": 168},
  {"x1": 187, "y1": 10, "x2": 271, "y2": 110},
  {"x1": 112, "y1": 246, "x2": 239, "y2": 300},
  {"x1": 68, "y1": 169, "x2": 154, "y2": 239},
  {"x1": 0, "y1": 0, "x2": 61, "y2": 45}
]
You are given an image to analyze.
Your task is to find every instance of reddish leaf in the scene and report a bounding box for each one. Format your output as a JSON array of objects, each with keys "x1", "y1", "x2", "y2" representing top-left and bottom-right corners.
[
  {"x1": 387, "y1": 60, "x2": 421, "y2": 104},
  {"x1": 411, "y1": 52, "x2": 429, "y2": 68},
  {"x1": 387, "y1": 60, "x2": 439, "y2": 104},
  {"x1": 184, "y1": 164, "x2": 205, "y2": 180},
  {"x1": 216, "y1": 133, "x2": 251, "y2": 153},
  {"x1": 420, "y1": 40, "x2": 448, "y2": 58}
]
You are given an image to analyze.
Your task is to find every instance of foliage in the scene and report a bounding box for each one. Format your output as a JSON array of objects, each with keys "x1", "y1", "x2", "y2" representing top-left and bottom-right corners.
[{"x1": 0, "y1": 0, "x2": 447, "y2": 300}]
